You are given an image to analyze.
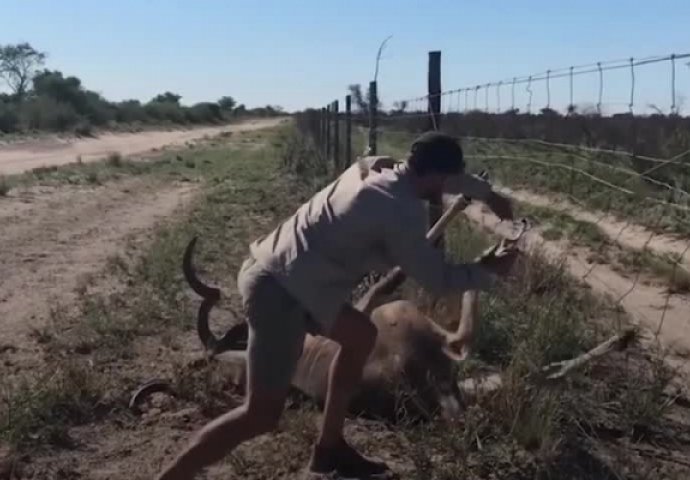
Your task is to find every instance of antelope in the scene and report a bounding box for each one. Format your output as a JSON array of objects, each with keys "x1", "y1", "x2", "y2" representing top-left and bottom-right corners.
[{"x1": 131, "y1": 189, "x2": 530, "y2": 422}]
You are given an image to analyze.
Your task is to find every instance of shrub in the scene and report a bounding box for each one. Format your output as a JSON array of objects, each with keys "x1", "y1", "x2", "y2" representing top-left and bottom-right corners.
[
  {"x1": 0, "y1": 102, "x2": 20, "y2": 133},
  {"x1": 20, "y1": 96, "x2": 80, "y2": 131},
  {"x1": 144, "y1": 101, "x2": 186, "y2": 124},
  {"x1": 114, "y1": 100, "x2": 148, "y2": 123}
]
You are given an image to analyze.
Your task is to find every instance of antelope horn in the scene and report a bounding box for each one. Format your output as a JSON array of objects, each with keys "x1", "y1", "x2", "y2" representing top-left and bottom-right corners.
[
  {"x1": 128, "y1": 378, "x2": 172, "y2": 413},
  {"x1": 183, "y1": 237, "x2": 248, "y2": 355}
]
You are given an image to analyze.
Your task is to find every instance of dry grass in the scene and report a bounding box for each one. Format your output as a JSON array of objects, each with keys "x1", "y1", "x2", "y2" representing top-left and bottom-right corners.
[
  {"x1": 512, "y1": 200, "x2": 690, "y2": 293},
  {"x1": 1, "y1": 123, "x2": 688, "y2": 478}
]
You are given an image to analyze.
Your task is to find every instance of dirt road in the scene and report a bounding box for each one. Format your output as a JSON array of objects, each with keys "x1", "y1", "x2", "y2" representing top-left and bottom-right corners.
[
  {"x1": 498, "y1": 186, "x2": 690, "y2": 272},
  {"x1": 0, "y1": 117, "x2": 283, "y2": 372},
  {"x1": 0, "y1": 177, "x2": 198, "y2": 370},
  {"x1": 0, "y1": 117, "x2": 286, "y2": 175}
]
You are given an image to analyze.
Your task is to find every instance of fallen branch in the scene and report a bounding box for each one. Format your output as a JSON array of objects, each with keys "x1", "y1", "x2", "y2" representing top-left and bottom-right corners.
[
  {"x1": 537, "y1": 327, "x2": 638, "y2": 382},
  {"x1": 458, "y1": 328, "x2": 638, "y2": 399}
]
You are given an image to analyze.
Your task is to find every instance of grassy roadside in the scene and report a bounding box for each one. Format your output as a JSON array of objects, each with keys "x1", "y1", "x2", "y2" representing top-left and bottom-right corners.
[
  {"x1": 1, "y1": 123, "x2": 685, "y2": 478},
  {"x1": 466, "y1": 137, "x2": 690, "y2": 237},
  {"x1": 0, "y1": 123, "x2": 302, "y2": 447},
  {"x1": 0, "y1": 118, "x2": 281, "y2": 196},
  {"x1": 373, "y1": 128, "x2": 690, "y2": 237}
]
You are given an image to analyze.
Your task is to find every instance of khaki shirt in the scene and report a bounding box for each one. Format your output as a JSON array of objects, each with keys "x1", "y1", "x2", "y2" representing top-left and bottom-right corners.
[{"x1": 249, "y1": 156, "x2": 496, "y2": 334}]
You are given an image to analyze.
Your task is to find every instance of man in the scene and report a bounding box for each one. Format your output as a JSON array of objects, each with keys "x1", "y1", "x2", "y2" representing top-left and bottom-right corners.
[{"x1": 157, "y1": 132, "x2": 517, "y2": 479}]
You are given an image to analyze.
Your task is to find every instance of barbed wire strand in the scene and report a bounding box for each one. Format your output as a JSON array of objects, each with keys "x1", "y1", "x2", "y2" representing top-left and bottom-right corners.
[
  {"x1": 370, "y1": 51, "x2": 689, "y2": 358},
  {"x1": 395, "y1": 53, "x2": 690, "y2": 105},
  {"x1": 376, "y1": 127, "x2": 690, "y2": 348},
  {"x1": 370, "y1": 129, "x2": 690, "y2": 198},
  {"x1": 472, "y1": 137, "x2": 689, "y2": 346}
]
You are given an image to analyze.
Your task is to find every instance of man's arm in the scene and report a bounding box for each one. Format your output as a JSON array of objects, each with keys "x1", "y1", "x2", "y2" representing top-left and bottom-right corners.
[
  {"x1": 444, "y1": 173, "x2": 514, "y2": 220},
  {"x1": 379, "y1": 201, "x2": 496, "y2": 296}
]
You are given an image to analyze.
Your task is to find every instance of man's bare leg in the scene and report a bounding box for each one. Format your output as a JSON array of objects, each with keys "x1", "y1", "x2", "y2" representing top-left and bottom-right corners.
[
  {"x1": 156, "y1": 386, "x2": 288, "y2": 480},
  {"x1": 308, "y1": 304, "x2": 390, "y2": 476},
  {"x1": 156, "y1": 256, "x2": 309, "y2": 479}
]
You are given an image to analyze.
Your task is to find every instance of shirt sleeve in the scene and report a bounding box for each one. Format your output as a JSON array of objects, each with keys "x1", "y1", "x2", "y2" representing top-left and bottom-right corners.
[
  {"x1": 444, "y1": 173, "x2": 493, "y2": 201},
  {"x1": 378, "y1": 198, "x2": 496, "y2": 295}
]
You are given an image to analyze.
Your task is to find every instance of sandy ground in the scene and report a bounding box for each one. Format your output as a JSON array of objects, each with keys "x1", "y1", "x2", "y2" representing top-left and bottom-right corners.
[
  {"x1": 0, "y1": 117, "x2": 286, "y2": 175},
  {"x1": 463, "y1": 203, "x2": 690, "y2": 378},
  {"x1": 0, "y1": 177, "x2": 198, "y2": 372},
  {"x1": 498, "y1": 186, "x2": 690, "y2": 272},
  {"x1": 2, "y1": 124, "x2": 690, "y2": 477},
  {"x1": 0, "y1": 118, "x2": 284, "y2": 372}
]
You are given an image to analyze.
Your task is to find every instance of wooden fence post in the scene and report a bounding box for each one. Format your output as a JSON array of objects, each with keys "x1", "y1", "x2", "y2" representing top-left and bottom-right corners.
[
  {"x1": 333, "y1": 100, "x2": 340, "y2": 171},
  {"x1": 319, "y1": 107, "x2": 325, "y2": 156},
  {"x1": 325, "y1": 104, "x2": 331, "y2": 164},
  {"x1": 427, "y1": 50, "x2": 444, "y2": 250},
  {"x1": 368, "y1": 80, "x2": 378, "y2": 155},
  {"x1": 320, "y1": 106, "x2": 325, "y2": 159},
  {"x1": 345, "y1": 94, "x2": 352, "y2": 169}
]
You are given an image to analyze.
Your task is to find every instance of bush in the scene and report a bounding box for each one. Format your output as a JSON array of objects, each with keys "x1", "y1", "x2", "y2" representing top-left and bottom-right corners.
[
  {"x1": 114, "y1": 100, "x2": 148, "y2": 123},
  {"x1": 20, "y1": 96, "x2": 80, "y2": 131},
  {"x1": 144, "y1": 101, "x2": 186, "y2": 124},
  {"x1": 73, "y1": 121, "x2": 93, "y2": 137},
  {"x1": 184, "y1": 102, "x2": 223, "y2": 124},
  {"x1": 0, "y1": 102, "x2": 20, "y2": 133}
]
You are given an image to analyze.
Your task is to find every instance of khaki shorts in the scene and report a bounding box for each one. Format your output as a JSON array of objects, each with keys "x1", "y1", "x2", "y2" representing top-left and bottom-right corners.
[{"x1": 237, "y1": 255, "x2": 309, "y2": 391}]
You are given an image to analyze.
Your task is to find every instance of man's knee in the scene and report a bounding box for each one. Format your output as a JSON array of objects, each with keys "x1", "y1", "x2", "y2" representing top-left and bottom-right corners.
[
  {"x1": 357, "y1": 318, "x2": 377, "y2": 354},
  {"x1": 332, "y1": 306, "x2": 378, "y2": 357},
  {"x1": 245, "y1": 393, "x2": 286, "y2": 434}
]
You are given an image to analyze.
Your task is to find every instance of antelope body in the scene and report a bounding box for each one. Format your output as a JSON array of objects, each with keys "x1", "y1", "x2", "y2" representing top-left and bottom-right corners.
[
  {"x1": 167, "y1": 233, "x2": 489, "y2": 422},
  {"x1": 130, "y1": 178, "x2": 528, "y2": 422}
]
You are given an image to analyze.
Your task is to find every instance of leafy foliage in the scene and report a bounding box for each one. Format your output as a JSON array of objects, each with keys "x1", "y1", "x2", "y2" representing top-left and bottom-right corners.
[{"x1": 0, "y1": 42, "x2": 284, "y2": 134}]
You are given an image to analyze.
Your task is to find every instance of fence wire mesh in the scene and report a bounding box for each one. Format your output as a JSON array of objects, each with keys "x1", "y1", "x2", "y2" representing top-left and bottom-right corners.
[{"x1": 302, "y1": 52, "x2": 690, "y2": 374}]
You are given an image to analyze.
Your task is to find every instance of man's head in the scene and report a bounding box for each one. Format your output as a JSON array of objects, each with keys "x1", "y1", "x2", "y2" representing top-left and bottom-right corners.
[{"x1": 406, "y1": 132, "x2": 465, "y2": 200}]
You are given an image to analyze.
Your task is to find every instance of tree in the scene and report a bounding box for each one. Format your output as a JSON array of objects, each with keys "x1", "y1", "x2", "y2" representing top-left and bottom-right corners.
[
  {"x1": 218, "y1": 96, "x2": 236, "y2": 111},
  {"x1": 348, "y1": 83, "x2": 379, "y2": 114},
  {"x1": 0, "y1": 43, "x2": 47, "y2": 101},
  {"x1": 391, "y1": 100, "x2": 408, "y2": 114},
  {"x1": 152, "y1": 92, "x2": 181, "y2": 104},
  {"x1": 348, "y1": 84, "x2": 367, "y2": 113},
  {"x1": 33, "y1": 69, "x2": 83, "y2": 105}
]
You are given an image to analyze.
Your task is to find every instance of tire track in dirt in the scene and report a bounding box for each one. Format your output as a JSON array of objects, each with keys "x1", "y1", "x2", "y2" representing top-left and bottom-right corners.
[
  {"x1": 0, "y1": 177, "x2": 198, "y2": 370},
  {"x1": 497, "y1": 186, "x2": 690, "y2": 272},
  {"x1": 462, "y1": 203, "x2": 690, "y2": 378},
  {"x1": 0, "y1": 117, "x2": 286, "y2": 175}
]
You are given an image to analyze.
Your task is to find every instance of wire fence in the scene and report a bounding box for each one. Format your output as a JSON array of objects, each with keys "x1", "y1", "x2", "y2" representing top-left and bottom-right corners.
[{"x1": 295, "y1": 51, "x2": 690, "y2": 369}]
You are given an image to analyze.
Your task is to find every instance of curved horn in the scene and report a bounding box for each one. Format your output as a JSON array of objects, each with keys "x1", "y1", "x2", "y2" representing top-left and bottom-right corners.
[
  {"x1": 183, "y1": 237, "x2": 221, "y2": 300},
  {"x1": 128, "y1": 378, "x2": 173, "y2": 413},
  {"x1": 183, "y1": 237, "x2": 249, "y2": 355}
]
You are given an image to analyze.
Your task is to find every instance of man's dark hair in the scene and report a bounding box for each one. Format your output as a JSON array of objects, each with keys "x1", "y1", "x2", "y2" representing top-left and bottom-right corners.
[{"x1": 407, "y1": 131, "x2": 464, "y2": 176}]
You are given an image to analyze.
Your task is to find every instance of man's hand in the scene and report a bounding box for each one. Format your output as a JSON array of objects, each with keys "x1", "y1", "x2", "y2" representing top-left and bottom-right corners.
[{"x1": 485, "y1": 190, "x2": 514, "y2": 221}]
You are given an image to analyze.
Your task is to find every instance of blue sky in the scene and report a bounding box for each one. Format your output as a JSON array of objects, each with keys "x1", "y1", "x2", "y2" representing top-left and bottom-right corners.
[{"x1": 1, "y1": 0, "x2": 688, "y2": 114}]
